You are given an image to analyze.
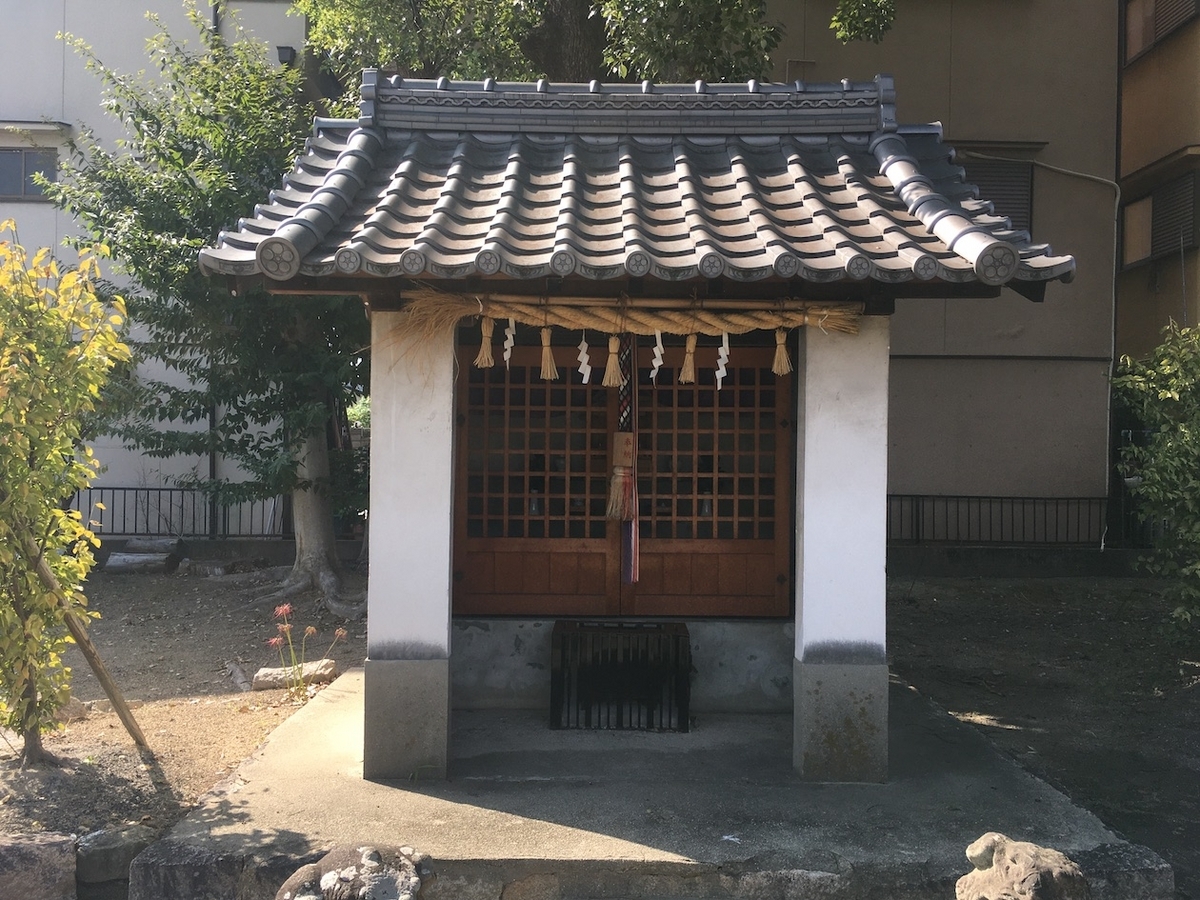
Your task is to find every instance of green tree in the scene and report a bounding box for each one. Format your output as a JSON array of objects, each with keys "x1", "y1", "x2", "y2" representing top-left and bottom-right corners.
[
  {"x1": 0, "y1": 226, "x2": 130, "y2": 765},
  {"x1": 296, "y1": 0, "x2": 779, "y2": 85},
  {"x1": 1114, "y1": 322, "x2": 1200, "y2": 624},
  {"x1": 599, "y1": 0, "x2": 781, "y2": 82},
  {"x1": 292, "y1": 0, "x2": 543, "y2": 87},
  {"x1": 48, "y1": 4, "x2": 370, "y2": 614},
  {"x1": 830, "y1": 0, "x2": 897, "y2": 44}
]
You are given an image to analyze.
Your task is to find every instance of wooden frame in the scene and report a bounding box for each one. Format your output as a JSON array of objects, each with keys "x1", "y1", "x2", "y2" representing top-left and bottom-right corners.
[{"x1": 452, "y1": 335, "x2": 792, "y2": 618}]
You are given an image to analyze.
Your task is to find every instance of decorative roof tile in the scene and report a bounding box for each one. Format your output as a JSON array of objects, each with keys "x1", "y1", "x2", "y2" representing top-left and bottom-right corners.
[{"x1": 199, "y1": 73, "x2": 1075, "y2": 295}]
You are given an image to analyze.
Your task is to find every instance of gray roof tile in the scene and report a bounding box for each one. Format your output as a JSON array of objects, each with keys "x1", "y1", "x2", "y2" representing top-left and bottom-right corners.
[{"x1": 199, "y1": 73, "x2": 1074, "y2": 292}]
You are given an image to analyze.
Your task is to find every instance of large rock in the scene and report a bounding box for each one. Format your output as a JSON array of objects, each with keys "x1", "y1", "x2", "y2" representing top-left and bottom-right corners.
[
  {"x1": 128, "y1": 838, "x2": 245, "y2": 900},
  {"x1": 77, "y1": 825, "x2": 157, "y2": 883},
  {"x1": 102, "y1": 552, "x2": 175, "y2": 574},
  {"x1": 958, "y1": 832, "x2": 1090, "y2": 900},
  {"x1": 0, "y1": 832, "x2": 76, "y2": 900},
  {"x1": 275, "y1": 845, "x2": 434, "y2": 900},
  {"x1": 55, "y1": 695, "x2": 89, "y2": 724},
  {"x1": 253, "y1": 658, "x2": 338, "y2": 691}
]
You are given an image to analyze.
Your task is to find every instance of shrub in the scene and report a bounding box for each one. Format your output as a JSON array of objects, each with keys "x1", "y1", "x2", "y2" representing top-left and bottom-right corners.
[{"x1": 0, "y1": 223, "x2": 129, "y2": 764}]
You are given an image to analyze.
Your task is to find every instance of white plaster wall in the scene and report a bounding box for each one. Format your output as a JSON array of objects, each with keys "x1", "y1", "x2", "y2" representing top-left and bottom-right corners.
[
  {"x1": 794, "y1": 317, "x2": 890, "y2": 659},
  {"x1": 226, "y1": 0, "x2": 305, "y2": 54},
  {"x1": 367, "y1": 316, "x2": 456, "y2": 659}
]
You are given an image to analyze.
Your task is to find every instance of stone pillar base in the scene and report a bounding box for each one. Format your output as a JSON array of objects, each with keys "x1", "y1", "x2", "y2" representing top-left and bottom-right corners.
[
  {"x1": 364, "y1": 658, "x2": 449, "y2": 780},
  {"x1": 793, "y1": 659, "x2": 888, "y2": 782}
]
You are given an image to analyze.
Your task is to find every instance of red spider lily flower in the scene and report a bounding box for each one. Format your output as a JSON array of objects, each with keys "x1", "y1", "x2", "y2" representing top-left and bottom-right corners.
[
  {"x1": 267, "y1": 636, "x2": 284, "y2": 649},
  {"x1": 334, "y1": 628, "x2": 348, "y2": 642},
  {"x1": 304, "y1": 625, "x2": 318, "y2": 638},
  {"x1": 277, "y1": 622, "x2": 293, "y2": 635},
  {"x1": 273, "y1": 603, "x2": 293, "y2": 619}
]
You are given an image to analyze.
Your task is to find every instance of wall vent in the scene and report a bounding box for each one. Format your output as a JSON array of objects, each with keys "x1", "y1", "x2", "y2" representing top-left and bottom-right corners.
[
  {"x1": 963, "y1": 158, "x2": 1033, "y2": 233},
  {"x1": 1156, "y1": 0, "x2": 1197, "y2": 40}
]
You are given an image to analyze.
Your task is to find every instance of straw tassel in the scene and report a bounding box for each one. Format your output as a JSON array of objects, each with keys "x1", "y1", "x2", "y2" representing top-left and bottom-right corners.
[
  {"x1": 540, "y1": 327, "x2": 559, "y2": 380},
  {"x1": 474, "y1": 317, "x2": 495, "y2": 368},
  {"x1": 679, "y1": 333, "x2": 698, "y2": 384},
  {"x1": 772, "y1": 327, "x2": 793, "y2": 376},
  {"x1": 606, "y1": 464, "x2": 636, "y2": 520},
  {"x1": 602, "y1": 334, "x2": 624, "y2": 387}
]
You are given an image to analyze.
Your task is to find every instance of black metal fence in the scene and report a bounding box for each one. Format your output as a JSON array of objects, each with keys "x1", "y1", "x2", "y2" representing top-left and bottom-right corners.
[
  {"x1": 74, "y1": 486, "x2": 1151, "y2": 548},
  {"x1": 886, "y1": 495, "x2": 1113, "y2": 546},
  {"x1": 70, "y1": 487, "x2": 289, "y2": 539}
]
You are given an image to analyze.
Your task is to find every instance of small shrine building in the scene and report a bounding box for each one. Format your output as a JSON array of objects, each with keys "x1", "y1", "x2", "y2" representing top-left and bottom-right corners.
[{"x1": 200, "y1": 72, "x2": 1074, "y2": 782}]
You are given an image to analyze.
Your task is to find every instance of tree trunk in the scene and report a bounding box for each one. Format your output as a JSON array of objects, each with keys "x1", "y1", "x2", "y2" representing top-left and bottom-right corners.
[
  {"x1": 524, "y1": 0, "x2": 608, "y2": 81},
  {"x1": 19, "y1": 673, "x2": 54, "y2": 768},
  {"x1": 291, "y1": 424, "x2": 342, "y2": 598},
  {"x1": 9, "y1": 585, "x2": 55, "y2": 767},
  {"x1": 261, "y1": 423, "x2": 366, "y2": 618}
]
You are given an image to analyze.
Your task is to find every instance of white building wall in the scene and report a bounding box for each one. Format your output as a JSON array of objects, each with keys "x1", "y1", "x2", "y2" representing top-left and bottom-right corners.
[{"x1": 1, "y1": 1, "x2": 305, "y2": 498}]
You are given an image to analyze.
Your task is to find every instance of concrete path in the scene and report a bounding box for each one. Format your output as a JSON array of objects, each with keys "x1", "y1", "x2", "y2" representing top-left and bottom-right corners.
[{"x1": 129, "y1": 669, "x2": 1171, "y2": 900}]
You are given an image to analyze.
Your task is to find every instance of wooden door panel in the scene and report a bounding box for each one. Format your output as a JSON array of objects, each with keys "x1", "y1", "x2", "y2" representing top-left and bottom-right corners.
[
  {"x1": 454, "y1": 343, "x2": 615, "y2": 615},
  {"x1": 453, "y1": 336, "x2": 792, "y2": 619},
  {"x1": 454, "y1": 545, "x2": 614, "y2": 615},
  {"x1": 636, "y1": 541, "x2": 786, "y2": 616},
  {"x1": 623, "y1": 347, "x2": 792, "y2": 617}
]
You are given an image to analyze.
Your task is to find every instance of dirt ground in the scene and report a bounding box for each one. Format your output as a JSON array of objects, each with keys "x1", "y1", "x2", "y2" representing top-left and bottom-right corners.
[
  {"x1": 0, "y1": 570, "x2": 1197, "y2": 898},
  {"x1": 888, "y1": 576, "x2": 1200, "y2": 900},
  {"x1": 0, "y1": 566, "x2": 368, "y2": 840}
]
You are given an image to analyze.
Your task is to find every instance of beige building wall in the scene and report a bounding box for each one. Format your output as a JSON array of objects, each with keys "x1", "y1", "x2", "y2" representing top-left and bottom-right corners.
[
  {"x1": 1121, "y1": 20, "x2": 1200, "y2": 179},
  {"x1": 769, "y1": 0, "x2": 1118, "y2": 499},
  {"x1": 1117, "y1": 253, "x2": 1200, "y2": 360},
  {"x1": 1116, "y1": 21, "x2": 1200, "y2": 366}
]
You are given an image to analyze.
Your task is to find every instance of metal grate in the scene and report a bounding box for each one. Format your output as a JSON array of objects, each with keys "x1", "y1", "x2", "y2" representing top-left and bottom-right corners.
[
  {"x1": 963, "y1": 158, "x2": 1033, "y2": 232},
  {"x1": 1156, "y1": 0, "x2": 1197, "y2": 39},
  {"x1": 551, "y1": 621, "x2": 691, "y2": 731},
  {"x1": 1150, "y1": 172, "x2": 1195, "y2": 258}
]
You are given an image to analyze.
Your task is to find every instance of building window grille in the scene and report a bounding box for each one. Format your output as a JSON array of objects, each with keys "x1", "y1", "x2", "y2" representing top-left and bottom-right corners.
[
  {"x1": 962, "y1": 159, "x2": 1033, "y2": 233},
  {"x1": 0, "y1": 148, "x2": 57, "y2": 200},
  {"x1": 1122, "y1": 174, "x2": 1197, "y2": 267},
  {"x1": 1125, "y1": 0, "x2": 1198, "y2": 62}
]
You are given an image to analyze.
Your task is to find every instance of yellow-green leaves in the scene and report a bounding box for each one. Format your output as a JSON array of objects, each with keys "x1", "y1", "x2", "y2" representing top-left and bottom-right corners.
[{"x1": 0, "y1": 226, "x2": 128, "y2": 742}]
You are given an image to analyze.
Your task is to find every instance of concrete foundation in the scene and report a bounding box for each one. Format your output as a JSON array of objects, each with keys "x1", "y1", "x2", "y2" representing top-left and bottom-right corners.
[
  {"x1": 363, "y1": 658, "x2": 450, "y2": 780},
  {"x1": 793, "y1": 659, "x2": 889, "y2": 782},
  {"x1": 451, "y1": 618, "x2": 794, "y2": 713}
]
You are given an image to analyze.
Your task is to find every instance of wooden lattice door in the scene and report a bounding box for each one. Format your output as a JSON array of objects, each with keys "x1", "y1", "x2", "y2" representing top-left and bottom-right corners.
[
  {"x1": 627, "y1": 346, "x2": 791, "y2": 616},
  {"x1": 452, "y1": 339, "x2": 791, "y2": 617}
]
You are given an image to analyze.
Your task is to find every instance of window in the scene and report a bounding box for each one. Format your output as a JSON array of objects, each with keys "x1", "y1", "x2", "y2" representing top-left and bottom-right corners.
[
  {"x1": 1123, "y1": 196, "x2": 1153, "y2": 266},
  {"x1": 1122, "y1": 174, "x2": 1197, "y2": 267},
  {"x1": 0, "y1": 148, "x2": 57, "y2": 200},
  {"x1": 1127, "y1": 0, "x2": 1156, "y2": 59},
  {"x1": 962, "y1": 158, "x2": 1034, "y2": 233},
  {"x1": 1125, "y1": 0, "x2": 1198, "y2": 62}
]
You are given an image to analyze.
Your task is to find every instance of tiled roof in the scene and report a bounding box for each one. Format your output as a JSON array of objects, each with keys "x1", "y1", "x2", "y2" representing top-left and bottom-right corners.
[{"x1": 198, "y1": 73, "x2": 1074, "y2": 296}]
